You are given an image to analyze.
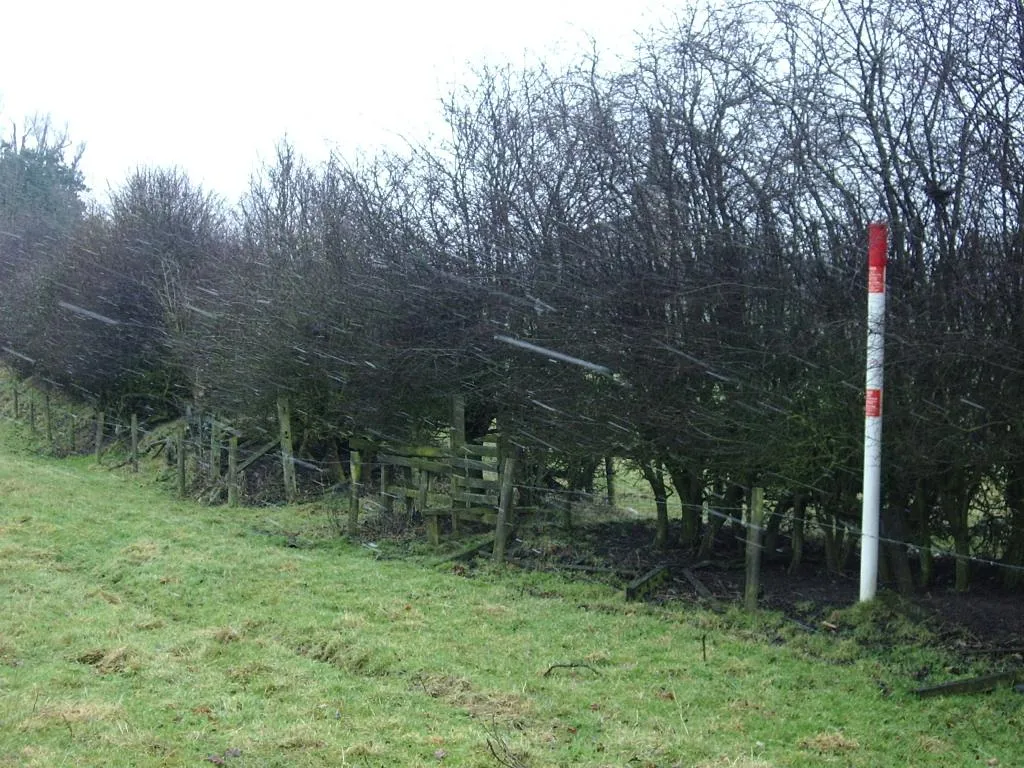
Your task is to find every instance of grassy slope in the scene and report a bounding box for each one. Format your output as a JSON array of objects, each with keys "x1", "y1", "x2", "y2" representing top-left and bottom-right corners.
[{"x1": 0, "y1": 425, "x2": 1020, "y2": 767}]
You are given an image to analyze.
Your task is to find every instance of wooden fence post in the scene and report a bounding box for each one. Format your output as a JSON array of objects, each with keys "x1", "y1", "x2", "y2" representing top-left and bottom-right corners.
[
  {"x1": 210, "y1": 418, "x2": 222, "y2": 483},
  {"x1": 29, "y1": 396, "x2": 36, "y2": 435},
  {"x1": 94, "y1": 410, "x2": 105, "y2": 462},
  {"x1": 12, "y1": 384, "x2": 19, "y2": 420},
  {"x1": 493, "y1": 453, "x2": 517, "y2": 563},
  {"x1": 176, "y1": 423, "x2": 187, "y2": 498},
  {"x1": 44, "y1": 392, "x2": 52, "y2": 445},
  {"x1": 227, "y1": 435, "x2": 239, "y2": 507},
  {"x1": 745, "y1": 487, "x2": 765, "y2": 611},
  {"x1": 130, "y1": 413, "x2": 139, "y2": 473},
  {"x1": 418, "y1": 469, "x2": 438, "y2": 545},
  {"x1": 450, "y1": 394, "x2": 466, "y2": 535},
  {"x1": 605, "y1": 456, "x2": 616, "y2": 507},
  {"x1": 417, "y1": 469, "x2": 429, "y2": 511},
  {"x1": 348, "y1": 450, "x2": 362, "y2": 536},
  {"x1": 380, "y1": 463, "x2": 393, "y2": 512},
  {"x1": 277, "y1": 396, "x2": 297, "y2": 503}
]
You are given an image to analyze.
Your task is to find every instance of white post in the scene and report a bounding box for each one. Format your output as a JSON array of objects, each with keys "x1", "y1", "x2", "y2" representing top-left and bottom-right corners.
[{"x1": 860, "y1": 222, "x2": 888, "y2": 602}]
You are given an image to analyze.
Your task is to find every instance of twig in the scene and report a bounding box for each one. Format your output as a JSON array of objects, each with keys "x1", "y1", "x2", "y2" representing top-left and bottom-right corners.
[
  {"x1": 543, "y1": 662, "x2": 599, "y2": 677},
  {"x1": 485, "y1": 719, "x2": 529, "y2": 768}
]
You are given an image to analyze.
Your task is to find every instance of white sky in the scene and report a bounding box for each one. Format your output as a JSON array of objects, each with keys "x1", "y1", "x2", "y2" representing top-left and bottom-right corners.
[{"x1": 0, "y1": 0, "x2": 673, "y2": 205}]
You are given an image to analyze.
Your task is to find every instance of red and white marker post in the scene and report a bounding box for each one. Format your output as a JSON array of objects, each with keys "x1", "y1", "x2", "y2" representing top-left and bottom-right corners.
[{"x1": 860, "y1": 222, "x2": 888, "y2": 602}]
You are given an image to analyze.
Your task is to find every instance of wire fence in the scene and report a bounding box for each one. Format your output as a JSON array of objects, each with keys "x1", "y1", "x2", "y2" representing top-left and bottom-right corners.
[{"x1": 1, "y1": 378, "x2": 1023, "y2": 580}]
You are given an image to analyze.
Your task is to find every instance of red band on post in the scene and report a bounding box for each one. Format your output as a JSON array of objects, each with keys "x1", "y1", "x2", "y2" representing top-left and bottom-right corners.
[
  {"x1": 868, "y1": 222, "x2": 888, "y2": 268},
  {"x1": 865, "y1": 389, "x2": 882, "y2": 418},
  {"x1": 867, "y1": 222, "x2": 887, "y2": 294}
]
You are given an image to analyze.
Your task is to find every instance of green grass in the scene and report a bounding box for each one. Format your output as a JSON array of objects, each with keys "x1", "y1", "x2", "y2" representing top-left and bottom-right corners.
[{"x1": 0, "y1": 419, "x2": 1021, "y2": 767}]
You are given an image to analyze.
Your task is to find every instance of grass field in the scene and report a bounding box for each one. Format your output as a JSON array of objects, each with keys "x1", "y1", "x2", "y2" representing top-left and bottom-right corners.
[{"x1": 0, "y1": 420, "x2": 1021, "y2": 767}]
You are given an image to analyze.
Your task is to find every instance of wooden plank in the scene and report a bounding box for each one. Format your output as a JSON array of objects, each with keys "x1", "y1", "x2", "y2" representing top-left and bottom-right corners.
[
  {"x1": 451, "y1": 475, "x2": 500, "y2": 492},
  {"x1": 349, "y1": 437, "x2": 449, "y2": 456},
  {"x1": 423, "y1": 506, "x2": 494, "y2": 521},
  {"x1": 384, "y1": 485, "x2": 422, "y2": 499},
  {"x1": 452, "y1": 491, "x2": 499, "y2": 506},
  {"x1": 384, "y1": 444, "x2": 449, "y2": 458},
  {"x1": 236, "y1": 440, "x2": 278, "y2": 473},
  {"x1": 435, "y1": 535, "x2": 495, "y2": 564},
  {"x1": 914, "y1": 670, "x2": 1022, "y2": 698},
  {"x1": 449, "y1": 456, "x2": 497, "y2": 472},
  {"x1": 681, "y1": 568, "x2": 716, "y2": 601},
  {"x1": 625, "y1": 565, "x2": 669, "y2": 602},
  {"x1": 459, "y1": 443, "x2": 499, "y2": 458},
  {"x1": 378, "y1": 454, "x2": 449, "y2": 474}
]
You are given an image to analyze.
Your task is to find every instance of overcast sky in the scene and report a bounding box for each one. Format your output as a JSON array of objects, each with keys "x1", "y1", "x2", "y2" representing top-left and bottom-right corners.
[{"x1": 0, "y1": 0, "x2": 673, "y2": 205}]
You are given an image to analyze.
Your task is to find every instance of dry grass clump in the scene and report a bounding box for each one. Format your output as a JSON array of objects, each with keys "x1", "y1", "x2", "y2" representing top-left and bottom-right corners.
[{"x1": 74, "y1": 645, "x2": 140, "y2": 674}]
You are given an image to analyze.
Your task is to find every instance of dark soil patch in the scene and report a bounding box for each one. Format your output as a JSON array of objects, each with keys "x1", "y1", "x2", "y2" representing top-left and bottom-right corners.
[{"x1": 502, "y1": 519, "x2": 1024, "y2": 654}]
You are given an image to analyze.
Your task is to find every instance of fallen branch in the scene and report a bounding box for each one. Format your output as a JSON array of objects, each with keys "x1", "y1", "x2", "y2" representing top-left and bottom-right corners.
[
  {"x1": 543, "y1": 662, "x2": 599, "y2": 678},
  {"x1": 435, "y1": 536, "x2": 496, "y2": 565},
  {"x1": 913, "y1": 669, "x2": 1022, "y2": 698},
  {"x1": 484, "y1": 720, "x2": 529, "y2": 768},
  {"x1": 680, "y1": 567, "x2": 715, "y2": 600}
]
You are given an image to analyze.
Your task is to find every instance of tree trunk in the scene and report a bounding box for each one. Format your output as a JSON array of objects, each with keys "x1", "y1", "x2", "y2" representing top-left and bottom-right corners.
[
  {"x1": 788, "y1": 494, "x2": 805, "y2": 575},
  {"x1": 605, "y1": 456, "x2": 616, "y2": 507},
  {"x1": 697, "y1": 481, "x2": 741, "y2": 560},
  {"x1": 348, "y1": 450, "x2": 362, "y2": 536},
  {"x1": 944, "y1": 478, "x2": 972, "y2": 592},
  {"x1": 640, "y1": 461, "x2": 669, "y2": 550},
  {"x1": 667, "y1": 463, "x2": 702, "y2": 549},
  {"x1": 822, "y1": 512, "x2": 844, "y2": 574},
  {"x1": 44, "y1": 392, "x2": 52, "y2": 445},
  {"x1": 882, "y1": 501, "x2": 915, "y2": 596},
  {"x1": 1003, "y1": 464, "x2": 1024, "y2": 590},
  {"x1": 764, "y1": 496, "x2": 792, "y2": 558},
  {"x1": 209, "y1": 418, "x2": 222, "y2": 483},
  {"x1": 913, "y1": 481, "x2": 934, "y2": 588},
  {"x1": 94, "y1": 410, "x2": 105, "y2": 462},
  {"x1": 176, "y1": 423, "x2": 186, "y2": 498}
]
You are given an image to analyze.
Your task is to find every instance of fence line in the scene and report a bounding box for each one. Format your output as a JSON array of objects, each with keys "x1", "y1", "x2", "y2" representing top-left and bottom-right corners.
[{"x1": 2, "y1": 382, "x2": 1023, "y2": 577}]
